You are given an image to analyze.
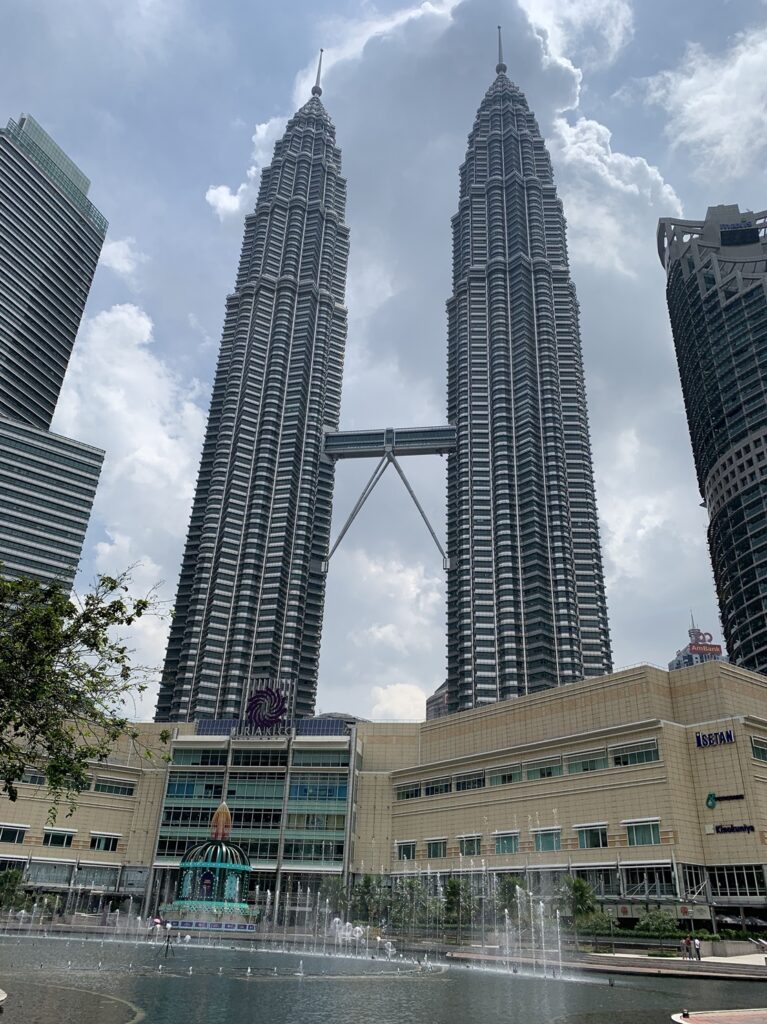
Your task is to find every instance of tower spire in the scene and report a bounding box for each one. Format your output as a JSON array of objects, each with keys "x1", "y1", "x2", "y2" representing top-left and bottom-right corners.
[
  {"x1": 496, "y1": 25, "x2": 507, "y2": 74},
  {"x1": 312, "y1": 48, "x2": 324, "y2": 97}
]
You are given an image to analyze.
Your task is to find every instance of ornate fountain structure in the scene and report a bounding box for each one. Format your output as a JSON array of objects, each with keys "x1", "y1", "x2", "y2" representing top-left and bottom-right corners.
[{"x1": 163, "y1": 802, "x2": 252, "y2": 923}]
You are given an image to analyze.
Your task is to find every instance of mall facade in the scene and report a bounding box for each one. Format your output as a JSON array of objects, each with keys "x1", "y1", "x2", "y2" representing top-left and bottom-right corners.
[{"x1": 2, "y1": 661, "x2": 767, "y2": 927}]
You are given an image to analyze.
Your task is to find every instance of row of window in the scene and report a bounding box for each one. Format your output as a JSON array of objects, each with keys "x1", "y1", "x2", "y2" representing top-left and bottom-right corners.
[
  {"x1": 396, "y1": 822, "x2": 662, "y2": 860},
  {"x1": 17, "y1": 769, "x2": 134, "y2": 797},
  {"x1": 170, "y1": 748, "x2": 349, "y2": 768},
  {"x1": 395, "y1": 740, "x2": 659, "y2": 801},
  {"x1": 0, "y1": 826, "x2": 119, "y2": 852}
]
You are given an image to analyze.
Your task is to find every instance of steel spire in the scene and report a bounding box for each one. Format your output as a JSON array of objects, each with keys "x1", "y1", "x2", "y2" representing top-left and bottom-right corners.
[
  {"x1": 312, "y1": 48, "x2": 324, "y2": 96},
  {"x1": 496, "y1": 25, "x2": 507, "y2": 74}
]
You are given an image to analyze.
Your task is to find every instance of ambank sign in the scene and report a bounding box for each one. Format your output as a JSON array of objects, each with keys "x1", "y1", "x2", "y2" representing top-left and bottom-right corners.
[{"x1": 695, "y1": 728, "x2": 735, "y2": 749}]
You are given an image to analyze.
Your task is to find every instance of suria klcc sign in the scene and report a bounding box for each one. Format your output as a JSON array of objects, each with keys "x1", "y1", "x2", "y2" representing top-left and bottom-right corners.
[
  {"x1": 695, "y1": 728, "x2": 735, "y2": 748},
  {"x1": 236, "y1": 679, "x2": 293, "y2": 736}
]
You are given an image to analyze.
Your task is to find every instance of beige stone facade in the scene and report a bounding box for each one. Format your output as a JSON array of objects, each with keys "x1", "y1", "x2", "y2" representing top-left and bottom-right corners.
[
  {"x1": 352, "y1": 663, "x2": 767, "y2": 921},
  {"x1": 0, "y1": 723, "x2": 189, "y2": 910},
  {"x1": 3, "y1": 663, "x2": 767, "y2": 923}
]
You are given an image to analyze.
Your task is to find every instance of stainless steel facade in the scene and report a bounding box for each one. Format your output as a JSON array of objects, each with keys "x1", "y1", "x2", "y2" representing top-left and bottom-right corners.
[
  {"x1": 0, "y1": 114, "x2": 106, "y2": 430},
  {"x1": 156, "y1": 86, "x2": 349, "y2": 722},
  {"x1": 658, "y1": 205, "x2": 767, "y2": 674},
  {"x1": 445, "y1": 62, "x2": 612, "y2": 710}
]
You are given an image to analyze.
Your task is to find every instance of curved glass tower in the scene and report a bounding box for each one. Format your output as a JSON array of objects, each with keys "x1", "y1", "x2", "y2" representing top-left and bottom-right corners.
[
  {"x1": 446, "y1": 47, "x2": 612, "y2": 710},
  {"x1": 658, "y1": 205, "x2": 767, "y2": 674},
  {"x1": 156, "y1": 72, "x2": 349, "y2": 722}
]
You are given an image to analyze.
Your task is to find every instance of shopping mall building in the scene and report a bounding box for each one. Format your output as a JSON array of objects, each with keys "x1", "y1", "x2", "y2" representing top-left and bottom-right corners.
[{"x1": 2, "y1": 661, "x2": 767, "y2": 927}]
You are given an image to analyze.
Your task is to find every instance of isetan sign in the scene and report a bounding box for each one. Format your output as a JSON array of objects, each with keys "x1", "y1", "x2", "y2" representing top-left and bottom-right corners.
[{"x1": 695, "y1": 728, "x2": 735, "y2": 748}]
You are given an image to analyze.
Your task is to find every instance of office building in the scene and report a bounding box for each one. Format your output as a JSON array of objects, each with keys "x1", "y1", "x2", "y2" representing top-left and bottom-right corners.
[
  {"x1": 445, "y1": 41, "x2": 612, "y2": 710},
  {"x1": 658, "y1": 206, "x2": 767, "y2": 674},
  {"x1": 0, "y1": 114, "x2": 107, "y2": 429},
  {"x1": 669, "y1": 620, "x2": 728, "y2": 671},
  {"x1": 0, "y1": 417, "x2": 103, "y2": 587},
  {"x1": 156, "y1": 68, "x2": 349, "y2": 722},
  {"x1": 0, "y1": 113, "x2": 105, "y2": 588}
]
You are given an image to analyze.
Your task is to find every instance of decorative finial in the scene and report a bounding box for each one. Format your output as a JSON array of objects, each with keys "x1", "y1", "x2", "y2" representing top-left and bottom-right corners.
[
  {"x1": 312, "y1": 48, "x2": 324, "y2": 96},
  {"x1": 210, "y1": 801, "x2": 232, "y2": 841},
  {"x1": 496, "y1": 25, "x2": 507, "y2": 74}
]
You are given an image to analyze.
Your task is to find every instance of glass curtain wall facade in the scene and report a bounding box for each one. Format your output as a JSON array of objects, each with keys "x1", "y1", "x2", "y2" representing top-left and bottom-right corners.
[
  {"x1": 0, "y1": 114, "x2": 106, "y2": 429},
  {"x1": 446, "y1": 61, "x2": 611, "y2": 710},
  {"x1": 658, "y1": 206, "x2": 767, "y2": 672},
  {"x1": 156, "y1": 85, "x2": 349, "y2": 722}
]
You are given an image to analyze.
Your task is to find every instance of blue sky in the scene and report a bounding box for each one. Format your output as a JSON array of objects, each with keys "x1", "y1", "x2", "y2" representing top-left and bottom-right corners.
[{"x1": 3, "y1": 0, "x2": 766, "y2": 720}]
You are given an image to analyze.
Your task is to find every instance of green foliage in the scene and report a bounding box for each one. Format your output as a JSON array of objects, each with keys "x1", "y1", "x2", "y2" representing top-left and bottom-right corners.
[
  {"x1": 0, "y1": 572, "x2": 162, "y2": 814},
  {"x1": 555, "y1": 875, "x2": 597, "y2": 919},
  {"x1": 634, "y1": 909, "x2": 680, "y2": 938},
  {"x1": 319, "y1": 876, "x2": 347, "y2": 916},
  {"x1": 495, "y1": 875, "x2": 527, "y2": 918},
  {"x1": 577, "y1": 910, "x2": 614, "y2": 935},
  {"x1": 390, "y1": 877, "x2": 427, "y2": 930},
  {"x1": 0, "y1": 869, "x2": 23, "y2": 909}
]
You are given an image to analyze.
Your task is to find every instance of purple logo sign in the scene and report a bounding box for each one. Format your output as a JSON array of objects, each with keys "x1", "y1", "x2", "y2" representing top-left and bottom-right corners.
[{"x1": 246, "y1": 687, "x2": 288, "y2": 729}]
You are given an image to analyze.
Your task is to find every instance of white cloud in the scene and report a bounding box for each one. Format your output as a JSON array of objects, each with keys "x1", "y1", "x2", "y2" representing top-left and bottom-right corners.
[
  {"x1": 370, "y1": 681, "x2": 427, "y2": 721},
  {"x1": 205, "y1": 116, "x2": 287, "y2": 220},
  {"x1": 100, "y1": 236, "x2": 149, "y2": 285},
  {"x1": 519, "y1": 0, "x2": 634, "y2": 69},
  {"x1": 550, "y1": 117, "x2": 681, "y2": 276},
  {"x1": 645, "y1": 27, "x2": 767, "y2": 179},
  {"x1": 53, "y1": 304, "x2": 208, "y2": 716}
]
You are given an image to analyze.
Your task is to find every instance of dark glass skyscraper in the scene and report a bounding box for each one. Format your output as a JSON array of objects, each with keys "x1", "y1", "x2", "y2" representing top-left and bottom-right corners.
[
  {"x1": 445, "y1": 52, "x2": 612, "y2": 710},
  {"x1": 658, "y1": 204, "x2": 767, "y2": 674},
  {"x1": 0, "y1": 114, "x2": 107, "y2": 429},
  {"x1": 0, "y1": 113, "x2": 105, "y2": 589},
  {"x1": 156, "y1": 77, "x2": 349, "y2": 722}
]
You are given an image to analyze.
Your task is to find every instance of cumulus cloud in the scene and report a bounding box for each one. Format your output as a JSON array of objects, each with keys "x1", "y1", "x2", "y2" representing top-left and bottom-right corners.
[
  {"x1": 550, "y1": 117, "x2": 681, "y2": 276},
  {"x1": 645, "y1": 27, "x2": 767, "y2": 179},
  {"x1": 53, "y1": 304, "x2": 208, "y2": 715},
  {"x1": 205, "y1": 117, "x2": 287, "y2": 219},
  {"x1": 519, "y1": 0, "x2": 634, "y2": 69},
  {"x1": 370, "y1": 682, "x2": 428, "y2": 721},
  {"x1": 100, "y1": 236, "x2": 149, "y2": 286}
]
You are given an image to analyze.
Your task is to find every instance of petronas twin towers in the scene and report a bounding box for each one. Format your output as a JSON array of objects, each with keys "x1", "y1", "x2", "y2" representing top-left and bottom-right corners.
[{"x1": 155, "y1": 39, "x2": 612, "y2": 724}]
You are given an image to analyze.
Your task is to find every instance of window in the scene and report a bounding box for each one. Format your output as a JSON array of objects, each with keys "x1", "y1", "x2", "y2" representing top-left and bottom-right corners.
[
  {"x1": 708, "y1": 864, "x2": 766, "y2": 898},
  {"x1": 231, "y1": 748, "x2": 288, "y2": 768},
  {"x1": 566, "y1": 751, "x2": 608, "y2": 774},
  {"x1": 292, "y1": 749, "x2": 349, "y2": 767},
  {"x1": 427, "y1": 839, "x2": 447, "y2": 859},
  {"x1": 171, "y1": 748, "x2": 227, "y2": 766},
  {"x1": 0, "y1": 826, "x2": 26, "y2": 844},
  {"x1": 19, "y1": 769, "x2": 46, "y2": 786},
  {"x1": 626, "y1": 821, "x2": 660, "y2": 846},
  {"x1": 488, "y1": 766, "x2": 521, "y2": 786},
  {"x1": 611, "y1": 740, "x2": 659, "y2": 767},
  {"x1": 525, "y1": 758, "x2": 562, "y2": 781},
  {"x1": 459, "y1": 836, "x2": 481, "y2": 857},
  {"x1": 495, "y1": 833, "x2": 519, "y2": 855},
  {"x1": 397, "y1": 841, "x2": 416, "y2": 861},
  {"x1": 455, "y1": 773, "x2": 484, "y2": 792},
  {"x1": 423, "y1": 778, "x2": 451, "y2": 796},
  {"x1": 288, "y1": 773, "x2": 347, "y2": 802},
  {"x1": 90, "y1": 834, "x2": 119, "y2": 852},
  {"x1": 94, "y1": 780, "x2": 135, "y2": 797},
  {"x1": 751, "y1": 736, "x2": 767, "y2": 762},
  {"x1": 167, "y1": 772, "x2": 223, "y2": 800},
  {"x1": 533, "y1": 830, "x2": 561, "y2": 853},
  {"x1": 395, "y1": 783, "x2": 421, "y2": 801},
  {"x1": 43, "y1": 831, "x2": 73, "y2": 848},
  {"x1": 577, "y1": 827, "x2": 608, "y2": 850}
]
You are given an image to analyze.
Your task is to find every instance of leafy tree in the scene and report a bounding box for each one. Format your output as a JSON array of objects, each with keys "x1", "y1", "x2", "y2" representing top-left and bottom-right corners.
[
  {"x1": 319, "y1": 876, "x2": 347, "y2": 917},
  {"x1": 579, "y1": 910, "x2": 614, "y2": 937},
  {"x1": 444, "y1": 878, "x2": 476, "y2": 943},
  {"x1": 391, "y1": 876, "x2": 427, "y2": 932},
  {"x1": 554, "y1": 875, "x2": 597, "y2": 950},
  {"x1": 0, "y1": 572, "x2": 167, "y2": 813},
  {"x1": 634, "y1": 908, "x2": 680, "y2": 951},
  {"x1": 495, "y1": 875, "x2": 527, "y2": 919},
  {"x1": 0, "y1": 869, "x2": 23, "y2": 909}
]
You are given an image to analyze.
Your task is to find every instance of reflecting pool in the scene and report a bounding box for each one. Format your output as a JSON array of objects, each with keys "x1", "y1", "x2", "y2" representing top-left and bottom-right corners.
[{"x1": 0, "y1": 936, "x2": 763, "y2": 1024}]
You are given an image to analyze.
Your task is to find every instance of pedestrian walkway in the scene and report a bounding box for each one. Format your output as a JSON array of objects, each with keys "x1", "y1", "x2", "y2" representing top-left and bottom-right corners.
[{"x1": 671, "y1": 1010, "x2": 767, "y2": 1024}]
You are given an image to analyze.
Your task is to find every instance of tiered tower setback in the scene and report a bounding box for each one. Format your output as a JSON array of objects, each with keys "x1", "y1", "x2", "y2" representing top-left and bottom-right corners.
[
  {"x1": 156, "y1": 73, "x2": 349, "y2": 722},
  {"x1": 445, "y1": 44, "x2": 612, "y2": 710}
]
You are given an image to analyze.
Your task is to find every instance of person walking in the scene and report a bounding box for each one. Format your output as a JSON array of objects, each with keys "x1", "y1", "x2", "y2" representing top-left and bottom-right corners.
[
  {"x1": 684, "y1": 936, "x2": 692, "y2": 960},
  {"x1": 694, "y1": 936, "x2": 701, "y2": 961},
  {"x1": 679, "y1": 936, "x2": 686, "y2": 958}
]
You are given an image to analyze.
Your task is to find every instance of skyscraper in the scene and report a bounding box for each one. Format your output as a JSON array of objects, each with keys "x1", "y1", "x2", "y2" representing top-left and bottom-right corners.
[
  {"x1": 658, "y1": 204, "x2": 767, "y2": 674},
  {"x1": 0, "y1": 113, "x2": 105, "y2": 589},
  {"x1": 445, "y1": 39, "x2": 612, "y2": 710},
  {"x1": 156, "y1": 67, "x2": 349, "y2": 722},
  {"x1": 0, "y1": 114, "x2": 107, "y2": 429}
]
